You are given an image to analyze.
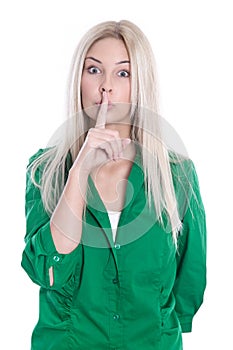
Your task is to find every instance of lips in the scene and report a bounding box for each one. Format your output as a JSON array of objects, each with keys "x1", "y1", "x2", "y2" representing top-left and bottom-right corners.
[
  {"x1": 96, "y1": 100, "x2": 112, "y2": 105},
  {"x1": 95, "y1": 101, "x2": 113, "y2": 108}
]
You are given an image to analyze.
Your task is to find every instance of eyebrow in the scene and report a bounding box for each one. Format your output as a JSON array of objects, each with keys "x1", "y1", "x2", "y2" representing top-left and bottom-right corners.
[{"x1": 85, "y1": 56, "x2": 130, "y2": 65}]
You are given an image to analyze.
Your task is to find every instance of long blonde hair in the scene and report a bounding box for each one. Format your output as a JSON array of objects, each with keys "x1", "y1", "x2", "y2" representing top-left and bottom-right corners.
[{"x1": 29, "y1": 20, "x2": 185, "y2": 245}]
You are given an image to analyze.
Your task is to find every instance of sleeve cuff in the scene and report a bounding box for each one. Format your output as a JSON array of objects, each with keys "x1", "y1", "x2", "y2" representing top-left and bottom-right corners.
[
  {"x1": 37, "y1": 221, "x2": 82, "y2": 290},
  {"x1": 178, "y1": 316, "x2": 193, "y2": 333},
  {"x1": 39, "y1": 221, "x2": 57, "y2": 254}
]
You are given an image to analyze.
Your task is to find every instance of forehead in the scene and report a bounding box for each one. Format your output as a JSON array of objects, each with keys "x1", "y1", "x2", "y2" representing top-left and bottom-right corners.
[{"x1": 86, "y1": 37, "x2": 129, "y2": 60}]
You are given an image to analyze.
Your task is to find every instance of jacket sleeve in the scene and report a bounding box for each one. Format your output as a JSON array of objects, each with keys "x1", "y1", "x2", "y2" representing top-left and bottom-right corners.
[
  {"x1": 21, "y1": 149, "x2": 83, "y2": 291},
  {"x1": 173, "y1": 161, "x2": 207, "y2": 333}
]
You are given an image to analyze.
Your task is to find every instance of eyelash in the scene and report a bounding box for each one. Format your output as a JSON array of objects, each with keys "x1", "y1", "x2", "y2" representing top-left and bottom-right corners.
[{"x1": 86, "y1": 66, "x2": 130, "y2": 77}]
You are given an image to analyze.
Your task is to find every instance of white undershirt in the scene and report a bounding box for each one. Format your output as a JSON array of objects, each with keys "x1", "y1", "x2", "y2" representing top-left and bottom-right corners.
[{"x1": 107, "y1": 210, "x2": 121, "y2": 242}]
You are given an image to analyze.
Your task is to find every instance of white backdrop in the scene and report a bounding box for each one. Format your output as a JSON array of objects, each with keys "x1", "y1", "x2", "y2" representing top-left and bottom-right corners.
[{"x1": 1, "y1": 0, "x2": 232, "y2": 349}]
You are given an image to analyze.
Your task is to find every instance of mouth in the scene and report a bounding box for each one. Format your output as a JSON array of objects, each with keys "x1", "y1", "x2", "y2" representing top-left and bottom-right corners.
[{"x1": 95, "y1": 101, "x2": 113, "y2": 109}]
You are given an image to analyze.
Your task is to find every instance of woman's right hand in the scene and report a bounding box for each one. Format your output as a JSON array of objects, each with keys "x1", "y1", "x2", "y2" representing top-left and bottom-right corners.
[
  {"x1": 71, "y1": 91, "x2": 131, "y2": 174},
  {"x1": 50, "y1": 92, "x2": 132, "y2": 254}
]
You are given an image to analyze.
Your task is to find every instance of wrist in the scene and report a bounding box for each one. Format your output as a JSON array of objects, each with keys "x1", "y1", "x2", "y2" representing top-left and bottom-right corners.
[{"x1": 69, "y1": 163, "x2": 90, "y2": 179}]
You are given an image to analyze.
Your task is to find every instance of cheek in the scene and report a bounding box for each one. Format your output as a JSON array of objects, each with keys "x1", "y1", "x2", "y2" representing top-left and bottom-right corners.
[
  {"x1": 116, "y1": 75, "x2": 130, "y2": 94},
  {"x1": 120, "y1": 82, "x2": 131, "y2": 103},
  {"x1": 81, "y1": 78, "x2": 93, "y2": 107}
]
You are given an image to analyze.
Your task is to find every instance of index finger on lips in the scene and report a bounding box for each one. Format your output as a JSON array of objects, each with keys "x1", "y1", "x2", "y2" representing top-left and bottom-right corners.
[{"x1": 95, "y1": 91, "x2": 108, "y2": 129}]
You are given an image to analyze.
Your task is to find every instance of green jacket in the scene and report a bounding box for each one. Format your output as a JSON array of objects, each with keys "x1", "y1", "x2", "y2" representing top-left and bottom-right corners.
[{"x1": 21, "y1": 147, "x2": 206, "y2": 350}]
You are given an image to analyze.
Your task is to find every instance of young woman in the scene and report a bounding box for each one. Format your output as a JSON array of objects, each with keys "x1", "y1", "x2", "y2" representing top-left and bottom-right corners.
[{"x1": 22, "y1": 20, "x2": 206, "y2": 350}]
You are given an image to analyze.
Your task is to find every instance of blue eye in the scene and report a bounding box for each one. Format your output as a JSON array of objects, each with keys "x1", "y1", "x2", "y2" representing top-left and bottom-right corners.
[
  {"x1": 118, "y1": 70, "x2": 130, "y2": 77},
  {"x1": 87, "y1": 66, "x2": 101, "y2": 74}
]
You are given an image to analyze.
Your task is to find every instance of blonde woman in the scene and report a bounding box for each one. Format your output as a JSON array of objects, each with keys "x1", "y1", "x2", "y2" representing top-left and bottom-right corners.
[{"x1": 22, "y1": 20, "x2": 206, "y2": 350}]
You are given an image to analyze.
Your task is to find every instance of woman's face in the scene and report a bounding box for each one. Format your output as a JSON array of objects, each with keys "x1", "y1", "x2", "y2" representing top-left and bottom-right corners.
[{"x1": 81, "y1": 37, "x2": 131, "y2": 123}]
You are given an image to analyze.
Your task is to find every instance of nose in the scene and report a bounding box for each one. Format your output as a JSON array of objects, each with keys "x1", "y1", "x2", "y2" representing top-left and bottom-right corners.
[
  {"x1": 100, "y1": 76, "x2": 113, "y2": 94},
  {"x1": 101, "y1": 87, "x2": 112, "y2": 93}
]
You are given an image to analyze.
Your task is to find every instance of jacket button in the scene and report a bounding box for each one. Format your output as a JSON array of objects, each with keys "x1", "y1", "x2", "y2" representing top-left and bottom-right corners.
[
  {"x1": 114, "y1": 244, "x2": 121, "y2": 250},
  {"x1": 113, "y1": 314, "x2": 120, "y2": 320},
  {"x1": 112, "y1": 278, "x2": 119, "y2": 284},
  {"x1": 53, "y1": 255, "x2": 60, "y2": 262}
]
